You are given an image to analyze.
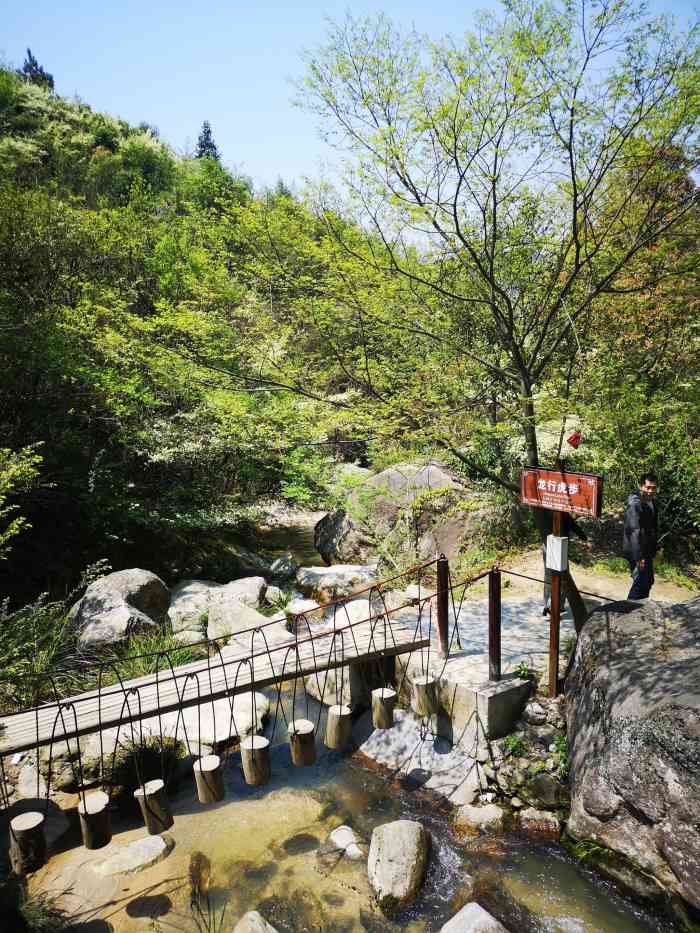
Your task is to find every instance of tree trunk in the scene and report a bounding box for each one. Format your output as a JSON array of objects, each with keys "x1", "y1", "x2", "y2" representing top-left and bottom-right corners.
[{"x1": 520, "y1": 379, "x2": 539, "y2": 468}]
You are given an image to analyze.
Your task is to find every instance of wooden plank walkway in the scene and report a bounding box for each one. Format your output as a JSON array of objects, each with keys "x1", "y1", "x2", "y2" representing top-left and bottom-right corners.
[{"x1": 0, "y1": 614, "x2": 429, "y2": 756}]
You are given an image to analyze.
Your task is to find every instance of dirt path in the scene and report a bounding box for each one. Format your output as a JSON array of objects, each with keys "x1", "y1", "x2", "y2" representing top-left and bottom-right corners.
[{"x1": 460, "y1": 547, "x2": 695, "y2": 606}]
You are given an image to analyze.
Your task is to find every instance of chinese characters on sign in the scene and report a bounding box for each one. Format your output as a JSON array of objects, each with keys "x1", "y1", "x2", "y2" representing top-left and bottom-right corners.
[{"x1": 520, "y1": 467, "x2": 603, "y2": 518}]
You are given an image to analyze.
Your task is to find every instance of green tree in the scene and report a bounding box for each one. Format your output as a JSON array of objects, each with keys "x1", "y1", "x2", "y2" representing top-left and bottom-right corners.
[
  {"x1": 18, "y1": 48, "x2": 54, "y2": 92},
  {"x1": 196, "y1": 120, "x2": 220, "y2": 160},
  {"x1": 299, "y1": 2, "x2": 699, "y2": 483}
]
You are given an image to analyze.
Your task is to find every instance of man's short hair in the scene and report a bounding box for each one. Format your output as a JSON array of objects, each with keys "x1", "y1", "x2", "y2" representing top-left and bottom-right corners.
[{"x1": 640, "y1": 471, "x2": 658, "y2": 486}]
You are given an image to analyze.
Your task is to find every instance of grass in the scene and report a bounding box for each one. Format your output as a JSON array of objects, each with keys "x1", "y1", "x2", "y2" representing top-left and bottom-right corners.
[
  {"x1": 0, "y1": 591, "x2": 202, "y2": 714},
  {"x1": 110, "y1": 628, "x2": 200, "y2": 681},
  {"x1": 591, "y1": 555, "x2": 696, "y2": 589},
  {"x1": 0, "y1": 873, "x2": 76, "y2": 932},
  {"x1": 504, "y1": 733, "x2": 528, "y2": 757}
]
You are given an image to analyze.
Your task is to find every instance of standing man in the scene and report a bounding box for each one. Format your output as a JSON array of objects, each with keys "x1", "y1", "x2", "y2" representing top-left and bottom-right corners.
[{"x1": 623, "y1": 472, "x2": 659, "y2": 599}]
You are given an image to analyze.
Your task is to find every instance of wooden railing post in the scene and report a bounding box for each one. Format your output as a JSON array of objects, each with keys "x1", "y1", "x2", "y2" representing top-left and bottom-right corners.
[
  {"x1": 549, "y1": 512, "x2": 563, "y2": 698},
  {"x1": 488, "y1": 567, "x2": 502, "y2": 681},
  {"x1": 436, "y1": 554, "x2": 450, "y2": 658}
]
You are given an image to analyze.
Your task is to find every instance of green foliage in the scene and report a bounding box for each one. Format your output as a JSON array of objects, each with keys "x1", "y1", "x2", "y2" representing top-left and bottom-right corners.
[
  {"x1": 0, "y1": 445, "x2": 42, "y2": 559},
  {"x1": 0, "y1": 594, "x2": 86, "y2": 712},
  {"x1": 514, "y1": 661, "x2": 536, "y2": 683},
  {"x1": 504, "y1": 733, "x2": 528, "y2": 757}
]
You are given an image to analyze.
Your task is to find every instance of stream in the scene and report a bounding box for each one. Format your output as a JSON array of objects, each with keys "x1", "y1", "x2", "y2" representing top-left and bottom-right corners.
[{"x1": 38, "y1": 690, "x2": 675, "y2": 933}]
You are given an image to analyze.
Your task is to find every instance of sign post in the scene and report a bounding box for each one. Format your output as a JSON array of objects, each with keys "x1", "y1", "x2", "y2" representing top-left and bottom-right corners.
[{"x1": 520, "y1": 466, "x2": 603, "y2": 697}]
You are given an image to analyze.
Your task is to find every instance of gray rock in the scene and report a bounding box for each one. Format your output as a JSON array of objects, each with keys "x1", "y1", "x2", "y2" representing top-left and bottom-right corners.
[
  {"x1": 530, "y1": 771, "x2": 563, "y2": 809},
  {"x1": 519, "y1": 807, "x2": 560, "y2": 839},
  {"x1": 263, "y1": 585, "x2": 284, "y2": 606},
  {"x1": 440, "y1": 902, "x2": 509, "y2": 932},
  {"x1": 233, "y1": 911, "x2": 279, "y2": 933},
  {"x1": 286, "y1": 596, "x2": 321, "y2": 620},
  {"x1": 222, "y1": 576, "x2": 267, "y2": 608},
  {"x1": 455, "y1": 804, "x2": 504, "y2": 834},
  {"x1": 270, "y1": 552, "x2": 300, "y2": 583},
  {"x1": 368, "y1": 819, "x2": 430, "y2": 913},
  {"x1": 522, "y1": 702, "x2": 547, "y2": 725},
  {"x1": 366, "y1": 460, "x2": 498, "y2": 561},
  {"x1": 94, "y1": 833, "x2": 174, "y2": 876},
  {"x1": 169, "y1": 580, "x2": 221, "y2": 634},
  {"x1": 69, "y1": 569, "x2": 170, "y2": 647},
  {"x1": 314, "y1": 510, "x2": 375, "y2": 565},
  {"x1": 171, "y1": 628, "x2": 205, "y2": 645},
  {"x1": 296, "y1": 564, "x2": 377, "y2": 601},
  {"x1": 16, "y1": 762, "x2": 47, "y2": 799},
  {"x1": 566, "y1": 597, "x2": 700, "y2": 909},
  {"x1": 207, "y1": 585, "x2": 270, "y2": 642},
  {"x1": 317, "y1": 825, "x2": 366, "y2": 867}
]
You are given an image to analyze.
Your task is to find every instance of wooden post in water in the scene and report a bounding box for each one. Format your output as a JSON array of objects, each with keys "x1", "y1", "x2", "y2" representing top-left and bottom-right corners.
[
  {"x1": 134, "y1": 779, "x2": 174, "y2": 834},
  {"x1": 78, "y1": 791, "x2": 112, "y2": 850},
  {"x1": 436, "y1": 554, "x2": 450, "y2": 657},
  {"x1": 324, "y1": 704, "x2": 352, "y2": 750},
  {"x1": 412, "y1": 675, "x2": 438, "y2": 717},
  {"x1": 288, "y1": 719, "x2": 316, "y2": 766},
  {"x1": 193, "y1": 755, "x2": 225, "y2": 804},
  {"x1": 372, "y1": 687, "x2": 397, "y2": 729},
  {"x1": 488, "y1": 567, "x2": 502, "y2": 682},
  {"x1": 549, "y1": 511, "x2": 563, "y2": 698},
  {"x1": 9, "y1": 811, "x2": 46, "y2": 874},
  {"x1": 241, "y1": 735, "x2": 271, "y2": 785}
]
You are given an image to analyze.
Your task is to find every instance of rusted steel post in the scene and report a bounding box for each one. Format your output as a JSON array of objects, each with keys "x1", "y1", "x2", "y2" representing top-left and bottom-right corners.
[
  {"x1": 436, "y1": 555, "x2": 450, "y2": 658},
  {"x1": 488, "y1": 567, "x2": 502, "y2": 681},
  {"x1": 549, "y1": 511, "x2": 563, "y2": 698}
]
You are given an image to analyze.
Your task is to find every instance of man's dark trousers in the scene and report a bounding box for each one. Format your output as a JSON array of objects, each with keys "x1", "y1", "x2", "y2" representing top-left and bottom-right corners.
[{"x1": 628, "y1": 560, "x2": 654, "y2": 599}]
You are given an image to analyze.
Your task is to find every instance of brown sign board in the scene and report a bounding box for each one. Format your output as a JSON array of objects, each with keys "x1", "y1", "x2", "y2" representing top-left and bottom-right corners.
[{"x1": 521, "y1": 467, "x2": 603, "y2": 518}]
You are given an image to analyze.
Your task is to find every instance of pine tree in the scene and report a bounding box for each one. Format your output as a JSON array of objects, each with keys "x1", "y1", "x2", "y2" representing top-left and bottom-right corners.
[
  {"x1": 196, "y1": 121, "x2": 220, "y2": 160},
  {"x1": 19, "y1": 48, "x2": 54, "y2": 91}
]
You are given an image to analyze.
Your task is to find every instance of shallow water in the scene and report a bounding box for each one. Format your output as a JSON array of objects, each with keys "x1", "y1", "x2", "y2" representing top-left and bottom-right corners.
[
  {"x1": 236, "y1": 519, "x2": 321, "y2": 567},
  {"x1": 39, "y1": 691, "x2": 676, "y2": 933}
]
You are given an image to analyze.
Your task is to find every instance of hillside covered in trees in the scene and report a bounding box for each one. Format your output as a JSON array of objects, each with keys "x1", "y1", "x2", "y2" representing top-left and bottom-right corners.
[{"x1": 1, "y1": 0, "x2": 699, "y2": 608}]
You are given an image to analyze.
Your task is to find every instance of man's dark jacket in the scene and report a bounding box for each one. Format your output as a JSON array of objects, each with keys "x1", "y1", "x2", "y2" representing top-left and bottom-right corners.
[{"x1": 622, "y1": 491, "x2": 658, "y2": 563}]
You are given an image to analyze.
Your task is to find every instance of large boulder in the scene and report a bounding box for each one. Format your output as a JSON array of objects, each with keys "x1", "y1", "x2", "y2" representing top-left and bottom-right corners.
[
  {"x1": 169, "y1": 580, "x2": 222, "y2": 634},
  {"x1": 367, "y1": 819, "x2": 430, "y2": 913},
  {"x1": 296, "y1": 565, "x2": 377, "y2": 601},
  {"x1": 566, "y1": 597, "x2": 700, "y2": 911},
  {"x1": 319, "y1": 460, "x2": 500, "y2": 564},
  {"x1": 314, "y1": 510, "x2": 375, "y2": 565},
  {"x1": 207, "y1": 601, "x2": 269, "y2": 642},
  {"x1": 69, "y1": 569, "x2": 170, "y2": 648}
]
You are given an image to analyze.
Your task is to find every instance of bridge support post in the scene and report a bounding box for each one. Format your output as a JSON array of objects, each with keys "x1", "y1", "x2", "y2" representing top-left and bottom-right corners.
[
  {"x1": 325, "y1": 704, "x2": 352, "y2": 750},
  {"x1": 194, "y1": 754, "x2": 225, "y2": 804},
  {"x1": 78, "y1": 790, "x2": 112, "y2": 849},
  {"x1": 488, "y1": 567, "x2": 502, "y2": 682},
  {"x1": 241, "y1": 735, "x2": 271, "y2": 785},
  {"x1": 134, "y1": 778, "x2": 174, "y2": 834},
  {"x1": 436, "y1": 554, "x2": 450, "y2": 657},
  {"x1": 288, "y1": 719, "x2": 316, "y2": 766},
  {"x1": 9, "y1": 811, "x2": 46, "y2": 875},
  {"x1": 372, "y1": 687, "x2": 396, "y2": 729},
  {"x1": 412, "y1": 675, "x2": 438, "y2": 717}
]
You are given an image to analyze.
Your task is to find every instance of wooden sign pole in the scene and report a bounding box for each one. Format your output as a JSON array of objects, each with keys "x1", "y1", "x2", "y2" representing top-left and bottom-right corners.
[{"x1": 548, "y1": 511, "x2": 563, "y2": 698}]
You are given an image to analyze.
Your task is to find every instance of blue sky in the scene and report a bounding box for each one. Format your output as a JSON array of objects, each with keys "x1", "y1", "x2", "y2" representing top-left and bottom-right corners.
[{"x1": 3, "y1": 0, "x2": 697, "y2": 190}]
